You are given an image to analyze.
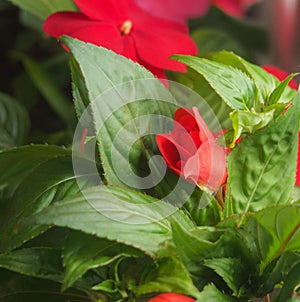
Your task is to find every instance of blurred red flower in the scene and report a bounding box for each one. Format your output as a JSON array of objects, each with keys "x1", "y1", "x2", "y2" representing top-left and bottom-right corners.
[
  {"x1": 262, "y1": 65, "x2": 300, "y2": 185},
  {"x1": 156, "y1": 107, "x2": 227, "y2": 192},
  {"x1": 43, "y1": 0, "x2": 197, "y2": 79},
  {"x1": 136, "y1": 0, "x2": 210, "y2": 23},
  {"x1": 148, "y1": 293, "x2": 195, "y2": 302}
]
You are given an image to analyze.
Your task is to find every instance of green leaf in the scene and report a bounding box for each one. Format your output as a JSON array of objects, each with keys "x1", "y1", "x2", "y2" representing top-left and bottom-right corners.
[
  {"x1": 203, "y1": 258, "x2": 245, "y2": 296},
  {"x1": 29, "y1": 185, "x2": 194, "y2": 256},
  {"x1": 0, "y1": 248, "x2": 63, "y2": 281},
  {"x1": 171, "y1": 222, "x2": 258, "y2": 290},
  {"x1": 172, "y1": 55, "x2": 257, "y2": 110},
  {"x1": 8, "y1": 0, "x2": 77, "y2": 20},
  {"x1": 225, "y1": 93, "x2": 300, "y2": 216},
  {"x1": 16, "y1": 54, "x2": 75, "y2": 127},
  {"x1": 259, "y1": 252, "x2": 300, "y2": 296},
  {"x1": 210, "y1": 51, "x2": 297, "y2": 105},
  {"x1": 136, "y1": 257, "x2": 201, "y2": 299},
  {"x1": 275, "y1": 262, "x2": 300, "y2": 302},
  {"x1": 191, "y1": 27, "x2": 249, "y2": 59},
  {"x1": 268, "y1": 74, "x2": 298, "y2": 105},
  {"x1": 0, "y1": 146, "x2": 98, "y2": 252},
  {"x1": 0, "y1": 270, "x2": 89, "y2": 302},
  {"x1": 0, "y1": 145, "x2": 70, "y2": 202},
  {"x1": 230, "y1": 109, "x2": 275, "y2": 147},
  {"x1": 0, "y1": 92, "x2": 29, "y2": 149},
  {"x1": 63, "y1": 36, "x2": 177, "y2": 188},
  {"x1": 62, "y1": 231, "x2": 142, "y2": 290},
  {"x1": 197, "y1": 284, "x2": 236, "y2": 302},
  {"x1": 245, "y1": 205, "x2": 300, "y2": 272}
]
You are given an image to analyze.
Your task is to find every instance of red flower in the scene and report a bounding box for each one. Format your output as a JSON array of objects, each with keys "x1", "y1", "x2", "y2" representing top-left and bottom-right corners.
[
  {"x1": 156, "y1": 107, "x2": 227, "y2": 192},
  {"x1": 136, "y1": 0, "x2": 210, "y2": 23},
  {"x1": 43, "y1": 0, "x2": 197, "y2": 79},
  {"x1": 148, "y1": 293, "x2": 195, "y2": 302},
  {"x1": 262, "y1": 65, "x2": 300, "y2": 185}
]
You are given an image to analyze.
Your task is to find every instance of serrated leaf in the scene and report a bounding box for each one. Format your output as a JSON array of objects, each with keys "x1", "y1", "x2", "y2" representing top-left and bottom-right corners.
[
  {"x1": 136, "y1": 257, "x2": 201, "y2": 299},
  {"x1": 172, "y1": 55, "x2": 257, "y2": 110},
  {"x1": 197, "y1": 284, "x2": 236, "y2": 302},
  {"x1": 8, "y1": 0, "x2": 77, "y2": 20},
  {"x1": 29, "y1": 185, "x2": 194, "y2": 256},
  {"x1": 245, "y1": 205, "x2": 300, "y2": 272},
  {"x1": 268, "y1": 74, "x2": 298, "y2": 105},
  {"x1": 62, "y1": 231, "x2": 142, "y2": 290},
  {"x1": 225, "y1": 93, "x2": 300, "y2": 216},
  {"x1": 64, "y1": 36, "x2": 178, "y2": 190},
  {"x1": 0, "y1": 92, "x2": 29, "y2": 149},
  {"x1": 203, "y1": 258, "x2": 245, "y2": 295},
  {"x1": 0, "y1": 248, "x2": 63, "y2": 281},
  {"x1": 210, "y1": 51, "x2": 297, "y2": 105},
  {"x1": 0, "y1": 146, "x2": 98, "y2": 252}
]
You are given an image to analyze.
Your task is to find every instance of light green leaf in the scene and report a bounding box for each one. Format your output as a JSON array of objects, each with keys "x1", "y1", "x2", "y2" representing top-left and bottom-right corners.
[
  {"x1": 29, "y1": 185, "x2": 194, "y2": 256},
  {"x1": 268, "y1": 74, "x2": 298, "y2": 105},
  {"x1": 136, "y1": 257, "x2": 201, "y2": 299},
  {"x1": 172, "y1": 55, "x2": 257, "y2": 110},
  {"x1": 0, "y1": 92, "x2": 29, "y2": 149},
  {"x1": 230, "y1": 109, "x2": 275, "y2": 147},
  {"x1": 0, "y1": 247, "x2": 62, "y2": 281},
  {"x1": 8, "y1": 0, "x2": 77, "y2": 20},
  {"x1": 210, "y1": 51, "x2": 297, "y2": 105},
  {"x1": 225, "y1": 93, "x2": 300, "y2": 216},
  {"x1": 62, "y1": 231, "x2": 142, "y2": 290},
  {"x1": 245, "y1": 205, "x2": 300, "y2": 272}
]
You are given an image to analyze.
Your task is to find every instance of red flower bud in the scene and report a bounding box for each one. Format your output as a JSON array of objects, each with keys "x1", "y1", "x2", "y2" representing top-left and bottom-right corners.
[
  {"x1": 156, "y1": 107, "x2": 227, "y2": 192},
  {"x1": 148, "y1": 293, "x2": 195, "y2": 302}
]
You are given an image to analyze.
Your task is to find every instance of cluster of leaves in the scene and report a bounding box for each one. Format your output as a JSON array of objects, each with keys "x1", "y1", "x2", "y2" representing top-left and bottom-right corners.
[{"x1": 0, "y1": 1, "x2": 299, "y2": 302}]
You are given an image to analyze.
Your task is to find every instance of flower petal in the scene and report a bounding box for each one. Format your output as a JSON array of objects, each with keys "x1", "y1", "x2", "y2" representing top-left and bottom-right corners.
[
  {"x1": 148, "y1": 293, "x2": 195, "y2": 302},
  {"x1": 133, "y1": 28, "x2": 197, "y2": 71},
  {"x1": 136, "y1": 0, "x2": 210, "y2": 23},
  {"x1": 74, "y1": 0, "x2": 128, "y2": 22},
  {"x1": 183, "y1": 140, "x2": 227, "y2": 191},
  {"x1": 44, "y1": 12, "x2": 122, "y2": 52},
  {"x1": 212, "y1": 0, "x2": 244, "y2": 17}
]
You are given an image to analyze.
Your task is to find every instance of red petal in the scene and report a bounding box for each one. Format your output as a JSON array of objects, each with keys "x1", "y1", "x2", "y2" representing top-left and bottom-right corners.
[
  {"x1": 148, "y1": 293, "x2": 195, "y2": 302},
  {"x1": 43, "y1": 12, "x2": 122, "y2": 52},
  {"x1": 136, "y1": 0, "x2": 209, "y2": 23},
  {"x1": 74, "y1": 0, "x2": 128, "y2": 22},
  {"x1": 138, "y1": 58, "x2": 167, "y2": 80},
  {"x1": 183, "y1": 140, "x2": 227, "y2": 191},
  {"x1": 133, "y1": 28, "x2": 197, "y2": 71}
]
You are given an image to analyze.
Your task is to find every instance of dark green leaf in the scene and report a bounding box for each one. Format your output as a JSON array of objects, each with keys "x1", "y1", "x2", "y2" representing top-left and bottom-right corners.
[
  {"x1": 197, "y1": 284, "x2": 236, "y2": 302},
  {"x1": 245, "y1": 205, "x2": 300, "y2": 271},
  {"x1": 29, "y1": 185, "x2": 194, "y2": 256},
  {"x1": 62, "y1": 231, "x2": 142, "y2": 290},
  {"x1": 136, "y1": 257, "x2": 201, "y2": 299},
  {"x1": 8, "y1": 0, "x2": 77, "y2": 19},
  {"x1": 0, "y1": 92, "x2": 29, "y2": 149},
  {"x1": 0, "y1": 248, "x2": 62, "y2": 281},
  {"x1": 225, "y1": 94, "x2": 300, "y2": 216},
  {"x1": 172, "y1": 55, "x2": 257, "y2": 110}
]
